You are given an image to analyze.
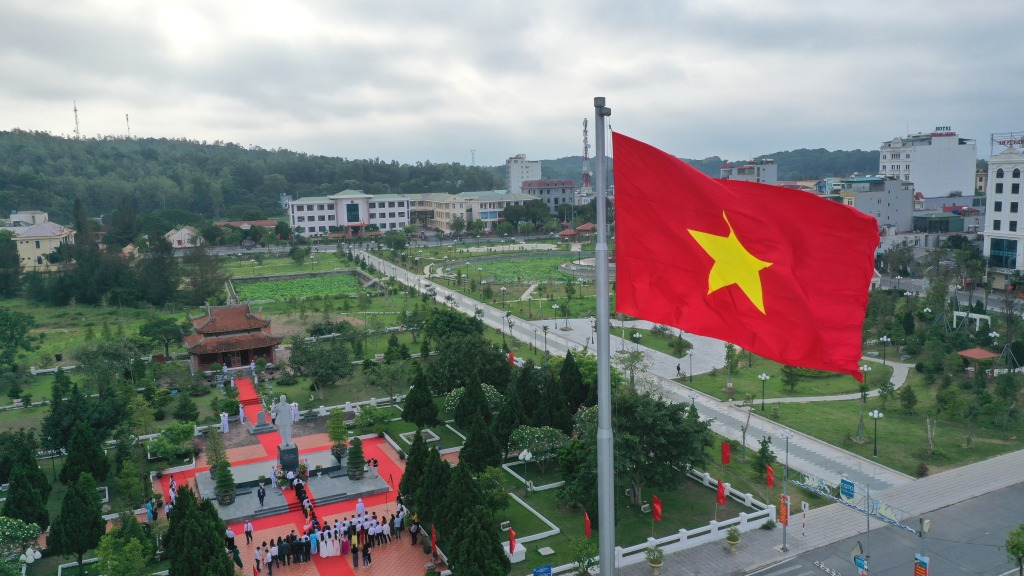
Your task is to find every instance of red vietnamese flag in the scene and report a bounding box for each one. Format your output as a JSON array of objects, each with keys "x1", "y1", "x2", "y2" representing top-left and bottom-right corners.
[
  {"x1": 253, "y1": 567, "x2": 259, "y2": 576},
  {"x1": 613, "y1": 133, "x2": 879, "y2": 380},
  {"x1": 509, "y1": 351, "x2": 515, "y2": 366},
  {"x1": 721, "y1": 441, "x2": 731, "y2": 465},
  {"x1": 652, "y1": 495, "x2": 662, "y2": 521},
  {"x1": 766, "y1": 465, "x2": 776, "y2": 488},
  {"x1": 716, "y1": 480, "x2": 727, "y2": 505},
  {"x1": 584, "y1": 511, "x2": 592, "y2": 538},
  {"x1": 509, "y1": 527, "x2": 517, "y2": 555},
  {"x1": 431, "y1": 524, "x2": 437, "y2": 555}
]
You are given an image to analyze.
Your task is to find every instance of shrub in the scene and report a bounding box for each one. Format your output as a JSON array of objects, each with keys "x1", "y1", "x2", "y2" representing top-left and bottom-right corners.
[{"x1": 916, "y1": 462, "x2": 929, "y2": 477}]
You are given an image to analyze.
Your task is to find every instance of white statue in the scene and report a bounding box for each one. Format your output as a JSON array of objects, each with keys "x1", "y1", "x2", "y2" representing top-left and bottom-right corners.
[{"x1": 271, "y1": 394, "x2": 294, "y2": 447}]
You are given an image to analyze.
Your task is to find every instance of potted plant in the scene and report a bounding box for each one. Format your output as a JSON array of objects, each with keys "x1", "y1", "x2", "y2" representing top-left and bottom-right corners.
[
  {"x1": 257, "y1": 474, "x2": 267, "y2": 486},
  {"x1": 645, "y1": 545, "x2": 664, "y2": 575},
  {"x1": 315, "y1": 464, "x2": 323, "y2": 477},
  {"x1": 214, "y1": 461, "x2": 237, "y2": 505},
  {"x1": 347, "y1": 437, "x2": 366, "y2": 480},
  {"x1": 725, "y1": 526, "x2": 741, "y2": 553},
  {"x1": 422, "y1": 538, "x2": 432, "y2": 555}
]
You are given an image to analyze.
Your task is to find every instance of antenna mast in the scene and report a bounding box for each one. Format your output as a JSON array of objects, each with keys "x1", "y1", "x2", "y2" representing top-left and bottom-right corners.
[
  {"x1": 580, "y1": 118, "x2": 593, "y2": 195},
  {"x1": 126, "y1": 114, "x2": 131, "y2": 138},
  {"x1": 470, "y1": 149, "x2": 476, "y2": 166},
  {"x1": 73, "y1": 101, "x2": 80, "y2": 139}
]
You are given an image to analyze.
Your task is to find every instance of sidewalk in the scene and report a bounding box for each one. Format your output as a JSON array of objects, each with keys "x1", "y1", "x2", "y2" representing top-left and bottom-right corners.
[{"x1": 617, "y1": 448, "x2": 1024, "y2": 576}]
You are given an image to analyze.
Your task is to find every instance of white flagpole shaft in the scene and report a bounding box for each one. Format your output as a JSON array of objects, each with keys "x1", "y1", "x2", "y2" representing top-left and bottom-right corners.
[{"x1": 594, "y1": 97, "x2": 615, "y2": 575}]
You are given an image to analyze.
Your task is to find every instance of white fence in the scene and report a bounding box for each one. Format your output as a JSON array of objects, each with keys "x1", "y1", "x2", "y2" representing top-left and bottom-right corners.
[{"x1": 533, "y1": 469, "x2": 776, "y2": 575}]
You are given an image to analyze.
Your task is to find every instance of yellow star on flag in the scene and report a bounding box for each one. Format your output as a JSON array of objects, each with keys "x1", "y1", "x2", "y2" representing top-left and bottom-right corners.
[{"x1": 688, "y1": 212, "x2": 773, "y2": 314}]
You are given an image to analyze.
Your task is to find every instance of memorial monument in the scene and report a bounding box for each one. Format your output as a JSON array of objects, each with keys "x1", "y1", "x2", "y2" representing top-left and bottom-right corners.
[{"x1": 271, "y1": 394, "x2": 299, "y2": 471}]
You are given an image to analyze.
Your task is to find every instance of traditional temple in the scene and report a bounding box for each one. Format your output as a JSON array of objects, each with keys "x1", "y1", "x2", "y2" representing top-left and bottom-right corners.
[{"x1": 184, "y1": 304, "x2": 283, "y2": 371}]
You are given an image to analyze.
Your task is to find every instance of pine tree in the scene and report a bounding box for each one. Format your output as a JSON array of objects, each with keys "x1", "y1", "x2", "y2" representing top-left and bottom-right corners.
[
  {"x1": 492, "y1": 385, "x2": 524, "y2": 457},
  {"x1": 402, "y1": 364, "x2": 439, "y2": 428},
  {"x1": 453, "y1": 380, "x2": 488, "y2": 429},
  {"x1": 165, "y1": 486, "x2": 233, "y2": 576},
  {"x1": 347, "y1": 437, "x2": 365, "y2": 479},
  {"x1": 448, "y1": 504, "x2": 510, "y2": 575},
  {"x1": 538, "y1": 371, "x2": 573, "y2": 433},
  {"x1": 414, "y1": 448, "x2": 451, "y2": 527},
  {"x1": 173, "y1": 393, "x2": 199, "y2": 422},
  {"x1": 398, "y1": 432, "x2": 429, "y2": 509},
  {"x1": 459, "y1": 412, "x2": 501, "y2": 474},
  {"x1": 214, "y1": 461, "x2": 236, "y2": 502},
  {"x1": 60, "y1": 421, "x2": 110, "y2": 484},
  {"x1": 1, "y1": 463, "x2": 49, "y2": 528},
  {"x1": 49, "y1": 472, "x2": 105, "y2": 574},
  {"x1": 560, "y1": 350, "x2": 592, "y2": 409},
  {"x1": 41, "y1": 381, "x2": 86, "y2": 452},
  {"x1": 203, "y1": 429, "x2": 226, "y2": 475},
  {"x1": 514, "y1": 360, "x2": 542, "y2": 426},
  {"x1": 438, "y1": 463, "x2": 483, "y2": 541}
]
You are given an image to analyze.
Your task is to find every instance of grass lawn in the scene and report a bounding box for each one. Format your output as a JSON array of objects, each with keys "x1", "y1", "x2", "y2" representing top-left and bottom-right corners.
[
  {"x1": 497, "y1": 469, "x2": 756, "y2": 570},
  {"x1": 505, "y1": 461, "x2": 564, "y2": 487},
  {"x1": 625, "y1": 327, "x2": 691, "y2": 359},
  {"x1": 681, "y1": 355, "x2": 888, "y2": 401},
  {"x1": 770, "y1": 370, "x2": 1024, "y2": 476}
]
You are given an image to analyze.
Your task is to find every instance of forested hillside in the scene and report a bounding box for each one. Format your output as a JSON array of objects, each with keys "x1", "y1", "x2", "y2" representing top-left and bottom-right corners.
[
  {"x1": 541, "y1": 149, "x2": 879, "y2": 182},
  {"x1": 0, "y1": 130, "x2": 503, "y2": 224},
  {"x1": 0, "y1": 130, "x2": 878, "y2": 227}
]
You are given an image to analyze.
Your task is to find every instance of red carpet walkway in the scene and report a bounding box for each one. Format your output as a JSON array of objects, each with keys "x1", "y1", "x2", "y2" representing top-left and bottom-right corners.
[{"x1": 156, "y1": 378, "x2": 418, "y2": 575}]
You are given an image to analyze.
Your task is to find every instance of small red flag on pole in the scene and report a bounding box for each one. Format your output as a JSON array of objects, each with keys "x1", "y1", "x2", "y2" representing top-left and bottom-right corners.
[
  {"x1": 509, "y1": 527, "x2": 517, "y2": 555},
  {"x1": 716, "y1": 480, "x2": 727, "y2": 505},
  {"x1": 253, "y1": 566, "x2": 259, "y2": 576},
  {"x1": 766, "y1": 465, "x2": 775, "y2": 488},
  {"x1": 721, "y1": 441, "x2": 731, "y2": 464},
  {"x1": 509, "y1": 351, "x2": 515, "y2": 366},
  {"x1": 584, "y1": 512, "x2": 592, "y2": 538},
  {"x1": 652, "y1": 495, "x2": 662, "y2": 521},
  {"x1": 431, "y1": 524, "x2": 437, "y2": 555}
]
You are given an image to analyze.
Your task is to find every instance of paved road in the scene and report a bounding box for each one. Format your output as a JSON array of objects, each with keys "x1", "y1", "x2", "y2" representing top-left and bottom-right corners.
[
  {"x1": 361, "y1": 249, "x2": 913, "y2": 491},
  {"x1": 747, "y1": 481, "x2": 1024, "y2": 576}
]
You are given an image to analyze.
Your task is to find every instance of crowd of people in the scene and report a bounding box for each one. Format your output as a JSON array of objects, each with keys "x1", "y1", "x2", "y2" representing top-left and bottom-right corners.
[{"x1": 248, "y1": 499, "x2": 419, "y2": 572}]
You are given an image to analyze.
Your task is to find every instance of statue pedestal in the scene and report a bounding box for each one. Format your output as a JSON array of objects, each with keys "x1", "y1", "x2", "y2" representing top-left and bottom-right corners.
[{"x1": 278, "y1": 445, "x2": 299, "y2": 472}]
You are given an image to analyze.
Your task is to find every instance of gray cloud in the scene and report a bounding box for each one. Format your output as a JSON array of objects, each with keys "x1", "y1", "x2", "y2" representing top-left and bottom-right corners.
[{"x1": 0, "y1": 0, "x2": 1021, "y2": 166}]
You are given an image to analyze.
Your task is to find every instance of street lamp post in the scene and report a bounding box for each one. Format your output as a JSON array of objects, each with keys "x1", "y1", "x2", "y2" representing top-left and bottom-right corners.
[
  {"x1": 879, "y1": 335, "x2": 891, "y2": 366},
  {"x1": 632, "y1": 332, "x2": 641, "y2": 351},
  {"x1": 501, "y1": 286, "x2": 508, "y2": 309},
  {"x1": 870, "y1": 409, "x2": 883, "y2": 457},
  {"x1": 780, "y1": 428, "x2": 793, "y2": 551},
  {"x1": 533, "y1": 327, "x2": 538, "y2": 350},
  {"x1": 758, "y1": 373, "x2": 770, "y2": 412},
  {"x1": 689, "y1": 349, "x2": 693, "y2": 383},
  {"x1": 689, "y1": 391, "x2": 697, "y2": 407},
  {"x1": 250, "y1": 259, "x2": 256, "y2": 275},
  {"x1": 895, "y1": 274, "x2": 902, "y2": 291}
]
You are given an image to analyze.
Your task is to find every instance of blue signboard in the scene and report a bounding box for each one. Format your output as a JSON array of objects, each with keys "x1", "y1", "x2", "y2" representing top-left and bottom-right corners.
[
  {"x1": 534, "y1": 565, "x2": 553, "y2": 576},
  {"x1": 854, "y1": 555, "x2": 866, "y2": 569},
  {"x1": 840, "y1": 479, "x2": 855, "y2": 499}
]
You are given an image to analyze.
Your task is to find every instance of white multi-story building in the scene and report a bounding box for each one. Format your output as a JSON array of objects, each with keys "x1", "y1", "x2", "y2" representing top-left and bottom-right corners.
[
  {"x1": 407, "y1": 190, "x2": 536, "y2": 234},
  {"x1": 287, "y1": 189, "x2": 410, "y2": 238},
  {"x1": 837, "y1": 176, "x2": 915, "y2": 233},
  {"x1": 505, "y1": 154, "x2": 541, "y2": 196},
  {"x1": 720, "y1": 159, "x2": 777, "y2": 185},
  {"x1": 521, "y1": 179, "x2": 575, "y2": 216},
  {"x1": 879, "y1": 126, "x2": 976, "y2": 197},
  {"x1": 983, "y1": 143, "x2": 1024, "y2": 285}
]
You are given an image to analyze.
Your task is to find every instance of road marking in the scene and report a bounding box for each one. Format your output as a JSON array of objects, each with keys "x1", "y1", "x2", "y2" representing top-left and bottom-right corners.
[{"x1": 751, "y1": 564, "x2": 814, "y2": 576}]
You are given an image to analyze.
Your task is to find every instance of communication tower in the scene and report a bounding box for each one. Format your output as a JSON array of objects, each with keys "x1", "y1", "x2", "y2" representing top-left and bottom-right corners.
[
  {"x1": 73, "y1": 101, "x2": 80, "y2": 139},
  {"x1": 581, "y1": 119, "x2": 593, "y2": 195}
]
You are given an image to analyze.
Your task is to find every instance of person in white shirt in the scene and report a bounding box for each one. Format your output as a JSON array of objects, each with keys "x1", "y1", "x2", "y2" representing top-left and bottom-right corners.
[
  {"x1": 244, "y1": 521, "x2": 254, "y2": 545},
  {"x1": 254, "y1": 545, "x2": 263, "y2": 572}
]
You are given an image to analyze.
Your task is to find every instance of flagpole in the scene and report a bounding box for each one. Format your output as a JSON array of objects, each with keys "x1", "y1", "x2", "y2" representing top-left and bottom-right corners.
[{"x1": 594, "y1": 96, "x2": 616, "y2": 575}]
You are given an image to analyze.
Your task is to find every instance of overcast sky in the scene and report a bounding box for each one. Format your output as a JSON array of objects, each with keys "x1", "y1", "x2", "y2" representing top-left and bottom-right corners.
[{"x1": 1, "y1": 0, "x2": 1020, "y2": 167}]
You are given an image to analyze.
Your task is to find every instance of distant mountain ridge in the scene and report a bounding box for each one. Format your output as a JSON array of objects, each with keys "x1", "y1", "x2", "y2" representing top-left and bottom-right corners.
[{"x1": 537, "y1": 148, "x2": 880, "y2": 182}]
